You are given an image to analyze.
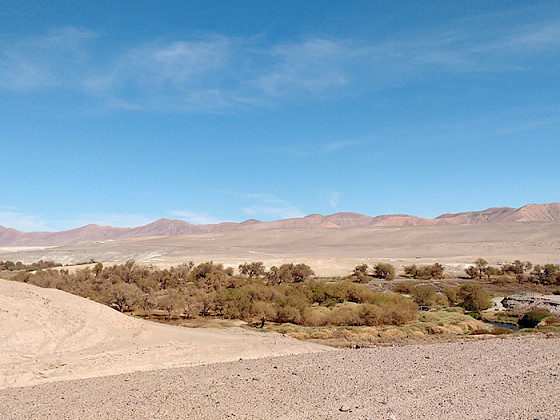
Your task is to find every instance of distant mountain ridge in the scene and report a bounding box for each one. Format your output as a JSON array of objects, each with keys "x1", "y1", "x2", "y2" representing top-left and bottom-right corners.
[{"x1": 1, "y1": 203, "x2": 559, "y2": 247}]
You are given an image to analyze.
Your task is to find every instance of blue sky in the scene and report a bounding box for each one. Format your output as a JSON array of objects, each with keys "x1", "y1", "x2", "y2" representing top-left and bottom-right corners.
[{"x1": 1, "y1": 1, "x2": 559, "y2": 231}]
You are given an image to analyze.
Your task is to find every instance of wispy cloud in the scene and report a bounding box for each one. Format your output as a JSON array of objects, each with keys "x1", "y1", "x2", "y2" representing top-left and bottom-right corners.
[
  {"x1": 64, "y1": 213, "x2": 155, "y2": 229},
  {"x1": 240, "y1": 193, "x2": 305, "y2": 220},
  {"x1": 0, "y1": 210, "x2": 49, "y2": 231},
  {"x1": 251, "y1": 38, "x2": 350, "y2": 98},
  {"x1": 328, "y1": 191, "x2": 340, "y2": 208},
  {"x1": 0, "y1": 210, "x2": 159, "y2": 232},
  {"x1": 1, "y1": 11, "x2": 559, "y2": 111},
  {"x1": 0, "y1": 27, "x2": 96, "y2": 91},
  {"x1": 242, "y1": 205, "x2": 305, "y2": 220},
  {"x1": 169, "y1": 210, "x2": 222, "y2": 225},
  {"x1": 325, "y1": 140, "x2": 359, "y2": 153}
]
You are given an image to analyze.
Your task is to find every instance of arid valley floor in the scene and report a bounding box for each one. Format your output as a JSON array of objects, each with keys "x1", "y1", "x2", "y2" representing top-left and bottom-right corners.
[{"x1": 2, "y1": 219, "x2": 560, "y2": 419}]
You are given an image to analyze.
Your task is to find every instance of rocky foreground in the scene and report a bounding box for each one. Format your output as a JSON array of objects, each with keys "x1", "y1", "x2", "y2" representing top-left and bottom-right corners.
[{"x1": 2, "y1": 337, "x2": 559, "y2": 419}]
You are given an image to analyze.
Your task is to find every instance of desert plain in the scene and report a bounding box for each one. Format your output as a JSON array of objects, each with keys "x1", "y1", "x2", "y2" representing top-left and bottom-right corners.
[{"x1": 2, "y1": 218, "x2": 560, "y2": 419}]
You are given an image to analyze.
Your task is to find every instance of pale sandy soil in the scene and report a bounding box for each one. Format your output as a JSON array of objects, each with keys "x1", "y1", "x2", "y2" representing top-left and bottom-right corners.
[
  {"x1": 0, "y1": 280, "x2": 329, "y2": 389},
  {"x1": 1, "y1": 338, "x2": 559, "y2": 419},
  {"x1": 1, "y1": 221, "x2": 559, "y2": 276}
]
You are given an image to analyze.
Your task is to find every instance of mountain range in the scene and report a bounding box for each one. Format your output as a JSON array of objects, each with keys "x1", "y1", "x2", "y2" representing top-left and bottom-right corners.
[{"x1": 1, "y1": 203, "x2": 559, "y2": 247}]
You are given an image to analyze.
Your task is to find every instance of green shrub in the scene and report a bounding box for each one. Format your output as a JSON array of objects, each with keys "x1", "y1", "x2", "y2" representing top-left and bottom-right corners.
[
  {"x1": 456, "y1": 282, "x2": 491, "y2": 311},
  {"x1": 491, "y1": 327, "x2": 514, "y2": 335},
  {"x1": 518, "y1": 309, "x2": 552, "y2": 328}
]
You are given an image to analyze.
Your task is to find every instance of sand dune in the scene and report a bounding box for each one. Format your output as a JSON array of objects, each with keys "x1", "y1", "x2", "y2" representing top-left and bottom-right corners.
[{"x1": 0, "y1": 279, "x2": 329, "y2": 389}]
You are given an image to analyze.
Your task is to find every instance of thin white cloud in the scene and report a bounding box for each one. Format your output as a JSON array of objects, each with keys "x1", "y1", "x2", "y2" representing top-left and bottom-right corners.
[
  {"x1": 0, "y1": 211, "x2": 49, "y2": 231},
  {"x1": 239, "y1": 193, "x2": 306, "y2": 220},
  {"x1": 64, "y1": 213, "x2": 155, "y2": 229},
  {"x1": 328, "y1": 191, "x2": 340, "y2": 208},
  {"x1": 1, "y1": 12, "x2": 559, "y2": 111},
  {"x1": 169, "y1": 210, "x2": 222, "y2": 225},
  {"x1": 251, "y1": 38, "x2": 350, "y2": 97},
  {"x1": 325, "y1": 140, "x2": 359, "y2": 153},
  {"x1": 0, "y1": 27, "x2": 96, "y2": 91},
  {"x1": 242, "y1": 205, "x2": 305, "y2": 220}
]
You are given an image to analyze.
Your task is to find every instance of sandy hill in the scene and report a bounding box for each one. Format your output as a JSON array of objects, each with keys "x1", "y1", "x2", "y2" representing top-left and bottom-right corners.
[
  {"x1": 0, "y1": 279, "x2": 328, "y2": 389},
  {"x1": 1, "y1": 202, "x2": 559, "y2": 247}
]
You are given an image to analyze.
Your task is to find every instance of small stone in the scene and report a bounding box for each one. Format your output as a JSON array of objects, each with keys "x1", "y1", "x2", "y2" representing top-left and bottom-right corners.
[
  {"x1": 339, "y1": 405, "x2": 351, "y2": 412},
  {"x1": 252, "y1": 377, "x2": 260, "y2": 381}
]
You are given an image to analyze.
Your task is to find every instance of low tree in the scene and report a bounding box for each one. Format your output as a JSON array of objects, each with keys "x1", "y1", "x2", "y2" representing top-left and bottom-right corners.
[
  {"x1": 107, "y1": 282, "x2": 141, "y2": 312},
  {"x1": 159, "y1": 289, "x2": 186, "y2": 319},
  {"x1": 465, "y1": 266, "x2": 478, "y2": 279},
  {"x1": 138, "y1": 292, "x2": 158, "y2": 316},
  {"x1": 292, "y1": 263, "x2": 315, "y2": 282},
  {"x1": 251, "y1": 300, "x2": 277, "y2": 328},
  {"x1": 239, "y1": 261, "x2": 266, "y2": 279},
  {"x1": 93, "y1": 262, "x2": 104, "y2": 278},
  {"x1": 429, "y1": 263, "x2": 445, "y2": 279},
  {"x1": 482, "y1": 266, "x2": 501, "y2": 281},
  {"x1": 456, "y1": 282, "x2": 491, "y2": 312},
  {"x1": 474, "y1": 258, "x2": 488, "y2": 280},
  {"x1": 265, "y1": 263, "x2": 314, "y2": 285},
  {"x1": 351, "y1": 264, "x2": 370, "y2": 283},
  {"x1": 374, "y1": 263, "x2": 395, "y2": 280}
]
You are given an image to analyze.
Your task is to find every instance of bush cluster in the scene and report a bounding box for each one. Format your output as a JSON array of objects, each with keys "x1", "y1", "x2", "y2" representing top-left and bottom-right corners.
[
  {"x1": 347, "y1": 262, "x2": 396, "y2": 283},
  {"x1": 0, "y1": 260, "x2": 62, "y2": 271},
  {"x1": 9, "y1": 260, "x2": 418, "y2": 328},
  {"x1": 465, "y1": 258, "x2": 560, "y2": 285},
  {"x1": 391, "y1": 280, "x2": 492, "y2": 312},
  {"x1": 403, "y1": 263, "x2": 445, "y2": 280}
]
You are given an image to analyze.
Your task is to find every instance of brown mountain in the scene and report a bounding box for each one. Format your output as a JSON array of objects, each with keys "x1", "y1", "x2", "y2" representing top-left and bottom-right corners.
[
  {"x1": 1, "y1": 203, "x2": 558, "y2": 247},
  {"x1": 0, "y1": 224, "x2": 130, "y2": 247}
]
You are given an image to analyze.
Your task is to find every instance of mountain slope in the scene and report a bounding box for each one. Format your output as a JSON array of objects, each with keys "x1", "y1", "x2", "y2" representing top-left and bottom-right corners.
[{"x1": 1, "y1": 203, "x2": 558, "y2": 247}]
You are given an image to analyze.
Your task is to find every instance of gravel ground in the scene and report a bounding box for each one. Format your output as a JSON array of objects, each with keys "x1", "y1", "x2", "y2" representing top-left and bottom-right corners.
[{"x1": 2, "y1": 337, "x2": 559, "y2": 420}]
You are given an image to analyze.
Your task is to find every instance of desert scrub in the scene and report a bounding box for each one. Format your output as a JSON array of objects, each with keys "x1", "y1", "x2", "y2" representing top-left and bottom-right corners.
[
  {"x1": 7, "y1": 260, "x2": 419, "y2": 328},
  {"x1": 411, "y1": 311, "x2": 484, "y2": 334},
  {"x1": 469, "y1": 327, "x2": 513, "y2": 335},
  {"x1": 518, "y1": 309, "x2": 552, "y2": 328}
]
